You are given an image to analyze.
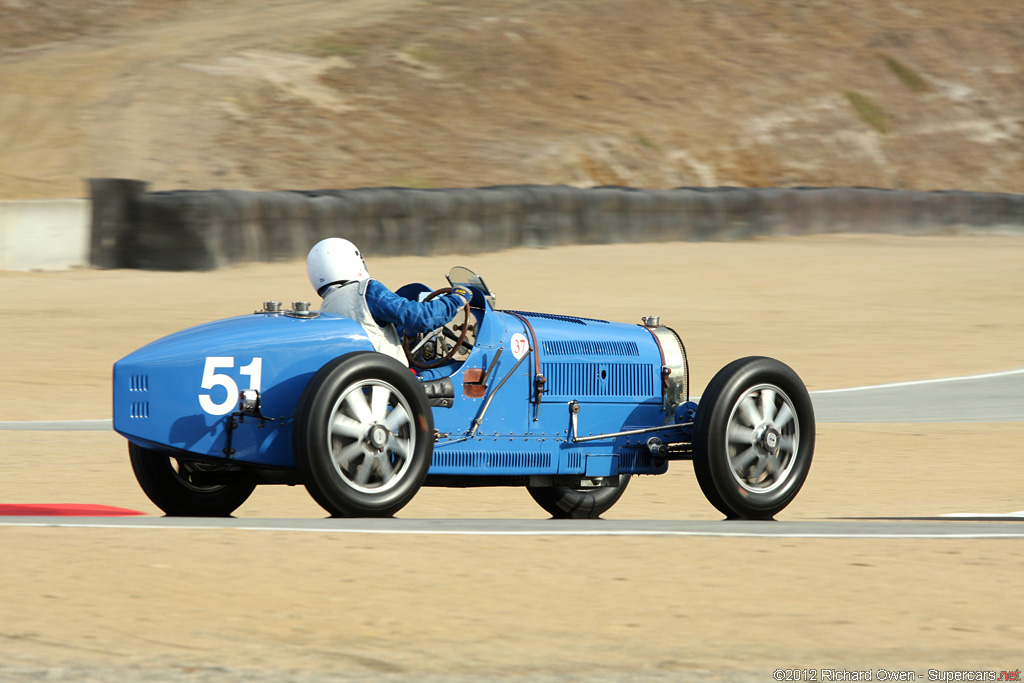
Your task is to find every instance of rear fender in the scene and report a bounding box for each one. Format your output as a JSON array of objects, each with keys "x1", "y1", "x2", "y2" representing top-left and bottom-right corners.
[{"x1": 113, "y1": 312, "x2": 372, "y2": 467}]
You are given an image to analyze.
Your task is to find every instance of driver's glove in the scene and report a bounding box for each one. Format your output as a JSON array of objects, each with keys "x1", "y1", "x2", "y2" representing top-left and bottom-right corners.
[{"x1": 451, "y1": 286, "x2": 472, "y2": 306}]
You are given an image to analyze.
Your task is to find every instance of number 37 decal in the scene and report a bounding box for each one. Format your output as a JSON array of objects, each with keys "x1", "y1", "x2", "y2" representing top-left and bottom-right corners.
[{"x1": 199, "y1": 356, "x2": 263, "y2": 416}]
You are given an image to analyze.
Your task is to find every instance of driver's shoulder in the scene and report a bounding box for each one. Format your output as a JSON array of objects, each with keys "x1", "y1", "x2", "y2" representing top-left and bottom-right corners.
[{"x1": 362, "y1": 277, "x2": 394, "y2": 299}]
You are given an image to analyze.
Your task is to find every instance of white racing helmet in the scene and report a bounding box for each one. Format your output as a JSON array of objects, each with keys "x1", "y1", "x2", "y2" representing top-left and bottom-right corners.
[{"x1": 306, "y1": 238, "x2": 369, "y2": 295}]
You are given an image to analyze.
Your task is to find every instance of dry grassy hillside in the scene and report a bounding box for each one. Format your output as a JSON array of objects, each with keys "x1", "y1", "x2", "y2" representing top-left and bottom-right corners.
[{"x1": 1, "y1": 0, "x2": 1022, "y2": 199}]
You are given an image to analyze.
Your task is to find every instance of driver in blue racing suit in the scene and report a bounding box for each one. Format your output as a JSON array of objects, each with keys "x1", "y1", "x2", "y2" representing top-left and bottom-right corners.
[{"x1": 306, "y1": 237, "x2": 469, "y2": 382}]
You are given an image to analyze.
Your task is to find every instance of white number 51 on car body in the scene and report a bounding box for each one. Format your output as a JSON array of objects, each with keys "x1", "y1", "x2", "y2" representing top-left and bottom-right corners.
[{"x1": 199, "y1": 356, "x2": 263, "y2": 416}]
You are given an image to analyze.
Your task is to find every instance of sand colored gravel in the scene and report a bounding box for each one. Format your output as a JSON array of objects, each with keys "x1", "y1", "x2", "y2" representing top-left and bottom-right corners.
[{"x1": 1, "y1": 235, "x2": 1022, "y2": 679}]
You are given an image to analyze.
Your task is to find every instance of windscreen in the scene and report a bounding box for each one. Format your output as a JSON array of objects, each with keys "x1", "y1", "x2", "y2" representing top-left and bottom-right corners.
[{"x1": 447, "y1": 266, "x2": 495, "y2": 307}]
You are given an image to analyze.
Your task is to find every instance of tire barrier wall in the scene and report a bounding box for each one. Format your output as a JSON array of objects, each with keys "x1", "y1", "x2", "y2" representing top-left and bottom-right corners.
[{"x1": 88, "y1": 179, "x2": 1024, "y2": 271}]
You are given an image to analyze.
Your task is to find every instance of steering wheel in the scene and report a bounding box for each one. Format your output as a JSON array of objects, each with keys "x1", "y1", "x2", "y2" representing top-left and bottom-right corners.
[{"x1": 402, "y1": 287, "x2": 473, "y2": 369}]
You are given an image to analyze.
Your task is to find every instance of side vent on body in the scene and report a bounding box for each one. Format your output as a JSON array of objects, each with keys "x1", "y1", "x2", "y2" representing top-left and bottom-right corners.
[
  {"x1": 542, "y1": 340, "x2": 639, "y2": 357},
  {"x1": 617, "y1": 447, "x2": 658, "y2": 473},
  {"x1": 128, "y1": 375, "x2": 150, "y2": 418},
  {"x1": 503, "y1": 310, "x2": 610, "y2": 326},
  {"x1": 432, "y1": 451, "x2": 551, "y2": 471}
]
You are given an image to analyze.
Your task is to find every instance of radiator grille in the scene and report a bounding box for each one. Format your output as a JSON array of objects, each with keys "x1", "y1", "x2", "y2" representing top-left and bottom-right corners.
[
  {"x1": 130, "y1": 401, "x2": 150, "y2": 419},
  {"x1": 432, "y1": 450, "x2": 550, "y2": 471},
  {"x1": 541, "y1": 362, "x2": 655, "y2": 398},
  {"x1": 542, "y1": 340, "x2": 639, "y2": 357},
  {"x1": 129, "y1": 374, "x2": 149, "y2": 392}
]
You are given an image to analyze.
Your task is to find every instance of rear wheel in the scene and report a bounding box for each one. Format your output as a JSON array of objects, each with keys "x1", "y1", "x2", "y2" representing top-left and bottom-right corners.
[
  {"x1": 129, "y1": 442, "x2": 255, "y2": 516},
  {"x1": 294, "y1": 352, "x2": 433, "y2": 517},
  {"x1": 527, "y1": 475, "x2": 631, "y2": 519},
  {"x1": 692, "y1": 357, "x2": 815, "y2": 520}
]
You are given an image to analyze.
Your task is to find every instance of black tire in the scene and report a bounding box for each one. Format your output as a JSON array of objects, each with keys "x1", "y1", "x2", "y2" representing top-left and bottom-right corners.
[
  {"x1": 294, "y1": 351, "x2": 433, "y2": 517},
  {"x1": 692, "y1": 448, "x2": 740, "y2": 520},
  {"x1": 692, "y1": 357, "x2": 815, "y2": 520},
  {"x1": 527, "y1": 474, "x2": 631, "y2": 519},
  {"x1": 128, "y1": 442, "x2": 255, "y2": 516}
]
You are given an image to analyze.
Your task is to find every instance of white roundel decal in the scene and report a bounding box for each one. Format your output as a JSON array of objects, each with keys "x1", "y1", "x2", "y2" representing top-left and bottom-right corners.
[{"x1": 510, "y1": 333, "x2": 530, "y2": 360}]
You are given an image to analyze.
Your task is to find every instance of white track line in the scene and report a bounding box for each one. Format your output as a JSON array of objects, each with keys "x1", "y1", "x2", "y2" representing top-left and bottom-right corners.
[
  {"x1": 941, "y1": 511, "x2": 1024, "y2": 518},
  {"x1": 810, "y1": 367, "x2": 1024, "y2": 395},
  {"x1": 0, "y1": 419, "x2": 112, "y2": 431},
  {"x1": 0, "y1": 521, "x2": 1021, "y2": 539}
]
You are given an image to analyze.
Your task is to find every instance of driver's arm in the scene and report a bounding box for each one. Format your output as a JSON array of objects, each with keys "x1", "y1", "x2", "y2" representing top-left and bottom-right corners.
[{"x1": 365, "y1": 280, "x2": 470, "y2": 337}]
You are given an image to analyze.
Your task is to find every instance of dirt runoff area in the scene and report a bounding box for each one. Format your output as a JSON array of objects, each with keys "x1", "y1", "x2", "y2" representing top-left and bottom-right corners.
[{"x1": 1, "y1": 234, "x2": 1023, "y2": 681}]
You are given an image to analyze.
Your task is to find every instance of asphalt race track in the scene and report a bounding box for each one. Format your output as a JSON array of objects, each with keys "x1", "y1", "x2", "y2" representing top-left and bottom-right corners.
[
  {"x1": 809, "y1": 367, "x2": 1024, "y2": 423},
  {"x1": 1, "y1": 515, "x2": 1022, "y2": 537}
]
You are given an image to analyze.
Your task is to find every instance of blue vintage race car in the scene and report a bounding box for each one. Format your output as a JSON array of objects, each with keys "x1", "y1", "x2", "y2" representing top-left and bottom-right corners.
[{"x1": 113, "y1": 267, "x2": 814, "y2": 519}]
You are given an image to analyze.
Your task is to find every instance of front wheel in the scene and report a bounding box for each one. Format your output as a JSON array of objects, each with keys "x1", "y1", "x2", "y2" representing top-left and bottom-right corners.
[
  {"x1": 294, "y1": 352, "x2": 433, "y2": 517},
  {"x1": 129, "y1": 442, "x2": 255, "y2": 516},
  {"x1": 527, "y1": 475, "x2": 631, "y2": 519},
  {"x1": 692, "y1": 357, "x2": 815, "y2": 520}
]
